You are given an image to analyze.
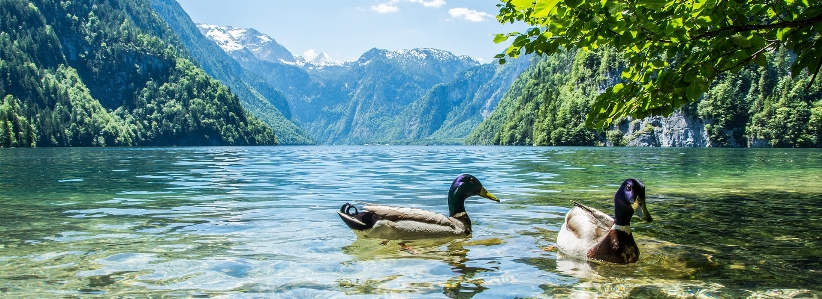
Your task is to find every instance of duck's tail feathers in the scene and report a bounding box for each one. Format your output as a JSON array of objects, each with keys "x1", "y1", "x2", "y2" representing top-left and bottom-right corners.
[
  {"x1": 338, "y1": 202, "x2": 372, "y2": 230},
  {"x1": 571, "y1": 200, "x2": 590, "y2": 211}
]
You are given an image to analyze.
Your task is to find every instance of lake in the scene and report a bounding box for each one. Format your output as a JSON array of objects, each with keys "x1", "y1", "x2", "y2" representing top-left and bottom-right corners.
[{"x1": 1, "y1": 146, "x2": 820, "y2": 298}]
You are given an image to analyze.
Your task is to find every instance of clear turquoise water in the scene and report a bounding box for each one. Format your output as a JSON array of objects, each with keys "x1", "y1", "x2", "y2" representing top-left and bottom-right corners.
[{"x1": 0, "y1": 146, "x2": 820, "y2": 298}]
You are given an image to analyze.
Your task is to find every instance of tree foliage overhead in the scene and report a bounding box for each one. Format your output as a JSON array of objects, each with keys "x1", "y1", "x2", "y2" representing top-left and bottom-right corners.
[{"x1": 494, "y1": 0, "x2": 822, "y2": 129}]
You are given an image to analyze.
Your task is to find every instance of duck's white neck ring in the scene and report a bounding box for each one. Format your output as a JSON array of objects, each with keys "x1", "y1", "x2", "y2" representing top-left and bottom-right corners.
[{"x1": 612, "y1": 224, "x2": 632, "y2": 234}]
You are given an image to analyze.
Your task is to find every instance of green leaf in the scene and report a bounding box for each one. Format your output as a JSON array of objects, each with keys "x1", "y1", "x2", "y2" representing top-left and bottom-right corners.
[
  {"x1": 612, "y1": 83, "x2": 625, "y2": 92},
  {"x1": 621, "y1": 70, "x2": 632, "y2": 80},
  {"x1": 753, "y1": 54, "x2": 767, "y2": 66},
  {"x1": 566, "y1": 0, "x2": 583, "y2": 8},
  {"x1": 607, "y1": 2, "x2": 626, "y2": 14},
  {"x1": 792, "y1": 56, "x2": 808, "y2": 75},
  {"x1": 651, "y1": 60, "x2": 665, "y2": 68},
  {"x1": 749, "y1": 34, "x2": 768, "y2": 49},
  {"x1": 686, "y1": 83, "x2": 702, "y2": 101},
  {"x1": 776, "y1": 28, "x2": 790, "y2": 41},
  {"x1": 511, "y1": 0, "x2": 536, "y2": 10},
  {"x1": 695, "y1": 15, "x2": 713, "y2": 27},
  {"x1": 532, "y1": 0, "x2": 560, "y2": 18},
  {"x1": 637, "y1": 0, "x2": 666, "y2": 9},
  {"x1": 683, "y1": 72, "x2": 695, "y2": 83},
  {"x1": 730, "y1": 34, "x2": 751, "y2": 48},
  {"x1": 493, "y1": 34, "x2": 510, "y2": 44},
  {"x1": 513, "y1": 35, "x2": 529, "y2": 47}
]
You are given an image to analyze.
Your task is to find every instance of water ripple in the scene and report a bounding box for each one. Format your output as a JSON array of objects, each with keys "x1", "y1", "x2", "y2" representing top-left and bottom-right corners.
[{"x1": 0, "y1": 146, "x2": 820, "y2": 297}]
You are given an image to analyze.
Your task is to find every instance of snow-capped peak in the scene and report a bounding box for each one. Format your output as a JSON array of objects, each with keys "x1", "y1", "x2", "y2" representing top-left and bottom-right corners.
[
  {"x1": 311, "y1": 52, "x2": 332, "y2": 64},
  {"x1": 356, "y1": 48, "x2": 479, "y2": 66},
  {"x1": 197, "y1": 23, "x2": 296, "y2": 64},
  {"x1": 197, "y1": 24, "x2": 246, "y2": 52},
  {"x1": 293, "y1": 52, "x2": 344, "y2": 68}
]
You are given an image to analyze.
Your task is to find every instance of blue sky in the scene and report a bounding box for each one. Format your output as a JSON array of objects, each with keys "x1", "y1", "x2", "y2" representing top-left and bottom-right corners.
[{"x1": 175, "y1": 0, "x2": 528, "y2": 63}]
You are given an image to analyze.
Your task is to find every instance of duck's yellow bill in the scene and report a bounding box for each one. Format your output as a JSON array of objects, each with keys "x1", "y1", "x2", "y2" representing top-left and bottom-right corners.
[
  {"x1": 479, "y1": 187, "x2": 499, "y2": 202},
  {"x1": 632, "y1": 200, "x2": 653, "y2": 223}
]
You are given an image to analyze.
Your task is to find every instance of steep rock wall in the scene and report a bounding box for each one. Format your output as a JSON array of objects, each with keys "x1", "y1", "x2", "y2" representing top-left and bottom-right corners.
[{"x1": 613, "y1": 110, "x2": 710, "y2": 147}]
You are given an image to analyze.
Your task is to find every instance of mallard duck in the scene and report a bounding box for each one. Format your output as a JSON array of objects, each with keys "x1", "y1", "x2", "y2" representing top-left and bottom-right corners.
[
  {"x1": 337, "y1": 174, "x2": 499, "y2": 240},
  {"x1": 556, "y1": 178, "x2": 652, "y2": 264}
]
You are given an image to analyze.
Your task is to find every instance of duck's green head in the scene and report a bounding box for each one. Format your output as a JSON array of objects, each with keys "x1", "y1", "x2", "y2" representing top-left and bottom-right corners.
[
  {"x1": 448, "y1": 174, "x2": 498, "y2": 216},
  {"x1": 614, "y1": 178, "x2": 652, "y2": 225}
]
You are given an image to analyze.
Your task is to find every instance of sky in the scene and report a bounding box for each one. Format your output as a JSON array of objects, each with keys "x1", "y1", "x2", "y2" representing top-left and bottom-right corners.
[{"x1": 175, "y1": 0, "x2": 529, "y2": 63}]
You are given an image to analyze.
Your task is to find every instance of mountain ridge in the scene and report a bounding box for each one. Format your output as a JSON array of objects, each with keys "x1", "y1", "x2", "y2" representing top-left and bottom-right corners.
[
  {"x1": 194, "y1": 23, "x2": 495, "y2": 144},
  {"x1": 0, "y1": 0, "x2": 276, "y2": 147},
  {"x1": 149, "y1": 0, "x2": 314, "y2": 144}
]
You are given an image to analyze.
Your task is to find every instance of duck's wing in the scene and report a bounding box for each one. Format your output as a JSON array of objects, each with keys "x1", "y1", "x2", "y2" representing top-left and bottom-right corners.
[
  {"x1": 573, "y1": 201, "x2": 614, "y2": 228},
  {"x1": 565, "y1": 201, "x2": 613, "y2": 240},
  {"x1": 358, "y1": 204, "x2": 467, "y2": 239},
  {"x1": 363, "y1": 204, "x2": 455, "y2": 227}
]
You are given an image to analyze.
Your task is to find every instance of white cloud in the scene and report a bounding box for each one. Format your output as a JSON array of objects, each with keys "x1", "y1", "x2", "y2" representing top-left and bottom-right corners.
[
  {"x1": 371, "y1": 1, "x2": 400, "y2": 13},
  {"x1": 370, "y1": 0, "x2": 444, "y2": 13},
  {"x1": 448, "y1": 7, "x2": 491, "y2": 22},
  {"x1": 303, "y1": 49, "x2": 318, "y2": 61},
  {"x1": 409, "y1": 0, "x2": 446, "y2": 8}
]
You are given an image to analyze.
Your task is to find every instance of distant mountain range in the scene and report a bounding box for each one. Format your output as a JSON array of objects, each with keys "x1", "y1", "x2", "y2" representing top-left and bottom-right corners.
[
  {"x1": 194, "y1": 23, "x2": 528, "y2": 144},
  {"x1": 7, "y1": 0, "x2": 810, "y2": 148}
]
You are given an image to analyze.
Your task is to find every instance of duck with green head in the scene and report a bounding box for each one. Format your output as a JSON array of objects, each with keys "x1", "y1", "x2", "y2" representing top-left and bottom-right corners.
[
  {"x1": 337, "y1": 174, "x2": 499, "y2": 240},
  {"x1": 556, "y1": 178, "x2": 653, "y2": 264}
]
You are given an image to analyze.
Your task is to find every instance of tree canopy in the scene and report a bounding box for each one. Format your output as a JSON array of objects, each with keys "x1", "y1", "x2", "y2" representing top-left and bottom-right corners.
[{"x1": 494, "y1": 0, "x2": 822, "y2": 129}]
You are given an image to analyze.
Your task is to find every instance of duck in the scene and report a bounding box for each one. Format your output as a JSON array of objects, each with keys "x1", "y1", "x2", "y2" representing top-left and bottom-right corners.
[
  {"x1": 337, "y1": 174, "x2": 499, "y2": 240},
  {"x1": 556, "y1": 178, "x2": 652, "y2": 264}
]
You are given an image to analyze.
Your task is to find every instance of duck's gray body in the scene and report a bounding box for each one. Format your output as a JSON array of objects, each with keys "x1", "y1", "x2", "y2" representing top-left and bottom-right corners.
[
  {"x1": 338, "y1": 204, "x2": 472, "y2": 239},
  {"x1": 337, "y1": 174, "x2": 498, "y2": 240}
]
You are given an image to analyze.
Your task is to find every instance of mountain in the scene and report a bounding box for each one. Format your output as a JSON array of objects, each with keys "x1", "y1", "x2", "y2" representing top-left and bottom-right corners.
[
  {"x1": 465, "y1": 48, "x2": 822, "y2": 148},
  {"x1": 197, "y1": 25, "x2": 489, "y2": 144},
  {"x1": 465, "y1": 50, "x2": 595, "y2": 146},
  {"x1": 196, "y1": 24, "x2": 297, "y2": 65},
  {"x1": 0, "y1": 0, "x2": 275, "y2": 147},
  {"x1": 300, "y1": 48, "x2": 482, "y2": 144},
  {"x1": 380, "y1": 57, "x2": 532, "y2": 144},
  {"x1": 148, "y1": 0, "x2": 314, "y2": 145},
  {"x1": 295, "y1": 52, "x2": 344, "y2": 68}
]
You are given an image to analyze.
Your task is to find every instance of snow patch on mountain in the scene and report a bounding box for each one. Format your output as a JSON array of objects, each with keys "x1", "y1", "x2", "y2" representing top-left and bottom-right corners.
[
  {"x1": 198, "y1": 24, "x2": 245, "y2": 52},
  {"x1": 197, "y1": 25, "x2": 478, "y2": 71},
  {"x1": 294, "y1": 52, "x2": 345, "y2": 68},
  {"x1": 357, "y1": 48, "x2": 479, "y2": 68},
  {"x1": 197, "y1": 23, "x2": 296, "y2": 64}
]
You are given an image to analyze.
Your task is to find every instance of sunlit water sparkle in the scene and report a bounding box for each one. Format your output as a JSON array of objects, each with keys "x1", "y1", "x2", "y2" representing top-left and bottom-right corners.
[{"x1": 1, "y1": 146, "x2": 820, "y2": 298}]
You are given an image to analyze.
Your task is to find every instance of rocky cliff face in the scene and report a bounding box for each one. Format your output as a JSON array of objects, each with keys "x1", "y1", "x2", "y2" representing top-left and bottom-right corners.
[{"x1": 612, "y1": 110, "x2": 710, "y2": 147}]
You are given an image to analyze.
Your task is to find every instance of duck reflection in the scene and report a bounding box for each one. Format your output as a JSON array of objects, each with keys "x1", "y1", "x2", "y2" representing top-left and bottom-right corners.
[
  {"x1": 441, "y1": 241, "x2": 492, "y2": 299},
  {"x1": 554, "y1": 251, "x2": 598, "y2": 279},
  {"x1": 342, "y1": 237, "x2": 502, "y2": 298}
]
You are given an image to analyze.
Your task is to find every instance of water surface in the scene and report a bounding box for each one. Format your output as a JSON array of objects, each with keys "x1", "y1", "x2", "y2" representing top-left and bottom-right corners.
[{"x1": 1, "y1": 146, "x2": 820, "y2": 298}]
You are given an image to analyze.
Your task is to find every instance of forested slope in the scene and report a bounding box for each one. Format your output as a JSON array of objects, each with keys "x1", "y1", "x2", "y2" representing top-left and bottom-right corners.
[
  {"x1": 466, "y1": 48, "x2": 822, "y2": 148},
  {"x1": 0, "y1": 0, "x2": 275, "y2": 147},
  {"x1": 148, "y1": 0, "x2": 314, "y2": 145},
  {"x1": 381, "y1": 57, "x2": 531, "y2": 144}
]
